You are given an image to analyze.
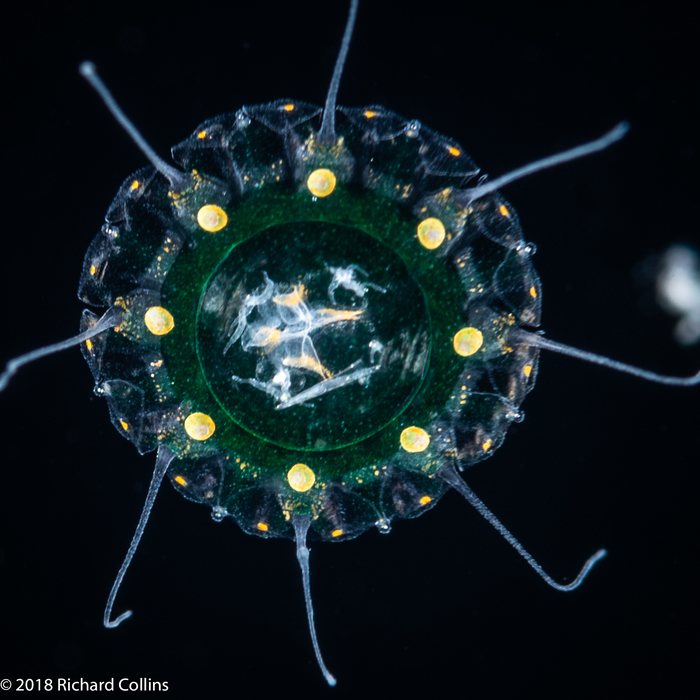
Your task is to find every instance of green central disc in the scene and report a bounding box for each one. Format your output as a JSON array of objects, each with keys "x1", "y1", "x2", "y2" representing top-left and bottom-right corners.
[{"x1": 197, "y1": 222, "x2": 431, "y2": 451}]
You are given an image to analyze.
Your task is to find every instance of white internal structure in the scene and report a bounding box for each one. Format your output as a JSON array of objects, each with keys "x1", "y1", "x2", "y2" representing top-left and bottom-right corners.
[
  {"x1": 656, "y1": 245, "x2": 700, "y2": 345},
  {"x1": 225, "y1": 267, "x2": 385, "y2": 408}
]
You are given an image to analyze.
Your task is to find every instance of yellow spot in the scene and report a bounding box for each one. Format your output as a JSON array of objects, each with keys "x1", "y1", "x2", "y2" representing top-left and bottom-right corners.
[
  {"x1": 499, "y1": 204, "x2": 510, "y2": 217},
  {"x1": 482, "y1": 439, "x2": 492, "y2": 451},
  {"x1": 364, "y1": 110, "x2": 377, "y2": 118},
  {"x1": 420, "y1": 496, "x2": 432, "y2": 506},
  {"x1": 257, "y1": 522, "x2": 269, "y2": 532},
  {"x1": 174, "y1": 475, "x2": 187, "y2": 487},
  {"x1": 316, "y1": 308, "x2": 363, "y2": 323},
  {"x1": 417, "y1": 217, "x2": 446, "y2": 250},
  {"x1": 453, "y1": 327, "x2": 483, "y2": 357},
  {"x1": 144, "y1": 306, "x2": 175, "y2": 336},
  {"x1": 529, "y1": 286, "x2": 537, "y2": 298},
  {"x1": 197, "y1": 130, "x2": 207, "y2": 139},
  {"x1": 448, "y1": 146, "x2": 461, "y2": 156},
  {"x1": 283, "y1": 354, "x2": 331, "y2": 379},
  {"x1": 185, "y1": 412, "x2": 216, "y2": 441},
  {"x1": 273, "y1": 284, "x2": 306, "y2": 306},
  {"x1": 287, "y1": 463, "x2": 315, "y2": 492},
  {"x1": 306, "y1": 169, "x2": 336, "y2": 197},
  {"x1": 283, "y1": 103, "x2": 295, "y2": 111},
  {"x1": 89, "y1": 264, "x2": 96, "y2": 276},
  {"x1": 197, "y1": 204, "x2": 228, "y2": 232},
  {"x1": 523, "y1": 364, "x2": 532, "y2": 377},
  {"x1": 85, "y1": 339, "x2": 93, "y2": 351},
  {"x1": 400, "y1": 426, "x2": 430, "y2": 453},
  {"x1": 130, "y1": 180, "x2": 139, "y2": 191},
  {"x1": 332, "y1": 529, "x2": 343, "y2": 538},
  {"x1": 250, "y1": 326, "x2": 281, "y2": 348},
  {"x1": 119, "y1": 420, "x2": 129, "y2": 431}
]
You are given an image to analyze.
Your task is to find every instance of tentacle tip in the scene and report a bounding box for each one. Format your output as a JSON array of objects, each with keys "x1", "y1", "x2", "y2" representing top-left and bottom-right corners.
[
  {"x1": 612, "y1": 121, "x2": 630, "y2": 139},
  {"x1": 105, "y1": 610, "x2": 133, "y2": 629},
  {"x1": 324, "y1": 672, "x2": 337, "y2": 687},
  {"x1": 79, "y1": 61, "x2": 96, "y2": 77},
  {"x1": 591, "y1": 548, "x2": 608, "y2": 563}
]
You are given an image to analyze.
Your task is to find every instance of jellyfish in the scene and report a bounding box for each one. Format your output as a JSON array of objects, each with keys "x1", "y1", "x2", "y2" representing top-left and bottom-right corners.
[{"x1": 1, "y1": 0, "x2": 698, "y2": 690}]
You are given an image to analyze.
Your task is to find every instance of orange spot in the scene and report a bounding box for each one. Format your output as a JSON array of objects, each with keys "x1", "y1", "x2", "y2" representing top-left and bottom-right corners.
[
  {"x1": 273, "y1": 284, "x2": 306, "y2": 306},
  {"x1": 499, "y1": 204, "x2": 510, "y2": 217},
  {"x1": 482, "y1": 439, "x2": 492, "y2": 451},
  {"x1": 89, "y1": 264, "x2": 96, "y2": 276},
  {"x1": 257, "y1": 522, "x2": 269, "y2": 532},
  {"x1": 420, "y1": 496, "x2": 432, "y2": 506},
  {"x1": 85, "y1": 339, "x2": 93, "y2": 351},
  {"x1": 529, "y1": 286, "x2": 537, "y2": 298},
  {"x1": 332, "y1": 529, "x2": 343, "y2": 538},
  {"x1": 283, "y1": 354, "x2": 331, "y2": 379},
  {"x1": 119, "y1": 420, "x2": 129, "y2": 431},
  {"x1": 174, "y1": 475, "x2": 187, "y2": 487},
  {"x1": 364, "y1": 110, "x2": 377, "y2": 118},
  {"x1": 197, "y1": 130, "x2": 207, "y2": 139},
  {"x1": 523, "y1": 365, "x2": 532, "y2": 377},
  {"x1": 250, "y1": 326, "x2": 281, "y2": 348},
  {"x1": 316, "y1": 308, "x2": 363, "y2": 323},
  {"x1": 448, "y1": 146, "x2": 460, "y2": 156},
  {"x1": 283, "y1": 103, "x2": 295, "y2": 111},
  {"x1": 130, "y1": 180, "x2": 139, "y2": 191}
]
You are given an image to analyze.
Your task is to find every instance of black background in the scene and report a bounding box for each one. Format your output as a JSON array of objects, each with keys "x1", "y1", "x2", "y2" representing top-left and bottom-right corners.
[{"x1": 1, "y1": 1, "x2": 698, "y2": 697}]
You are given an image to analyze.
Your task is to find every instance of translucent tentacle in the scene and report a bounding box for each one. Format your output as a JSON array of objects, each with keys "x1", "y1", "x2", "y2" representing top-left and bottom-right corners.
[
  {"x1": 292, "y1": 515, "x2": 337, "y2": 687},
  {"x1": 0, "y1": 306, "x2": 122, "y2": 392},
  {"x1": 439, "y1": 463, "x2": 606, "y2": 592},
  {"x1": 515, "y1": 329, "x2": 700, "y2": 386},
  {"x1": 79, "y1": 62, "x2": 186, "y2": 188},
  {"x1": 104, "y1": 445, "x2": 176, "y2": 628},
  {"x1": 461, "y1": 122, "x2": 629, "y2": 202},
  {"x1": 318, "y1": 0, "x2": 359, "y2": 144}
]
